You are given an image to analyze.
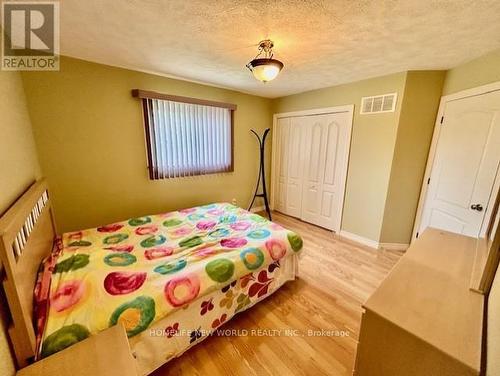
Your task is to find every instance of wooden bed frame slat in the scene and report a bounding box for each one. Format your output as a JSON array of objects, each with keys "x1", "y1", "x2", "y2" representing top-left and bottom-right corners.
[{"x1": 0, "y1": 179, "x2": 57, "y2": 368}]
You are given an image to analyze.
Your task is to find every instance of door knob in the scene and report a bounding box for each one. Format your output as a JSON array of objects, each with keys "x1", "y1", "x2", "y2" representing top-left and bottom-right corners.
[{"x1": 471, "y1": 204, "x2": 483, "y2": 212}]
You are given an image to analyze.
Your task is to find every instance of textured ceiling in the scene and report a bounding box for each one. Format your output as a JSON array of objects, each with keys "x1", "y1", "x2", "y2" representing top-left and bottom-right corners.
[{"x1": 59, "y1": 0, "x2": 500, "y2": 98}]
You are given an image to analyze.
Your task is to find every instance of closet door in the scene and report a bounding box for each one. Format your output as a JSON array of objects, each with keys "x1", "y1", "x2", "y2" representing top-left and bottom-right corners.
[
  {"x1": 320, "y1": 112, "x2": 350, "y2": 231},
  {"x1": 275, "y1": 118, "x2": 290, "y2": 213},
  {"x1": 301, "y1": 112, "x2": 350, "y2": 230},
  {"x1": 272, "y1": 108, "x2": 353, "y2": 231},
  {"x1": 301, "y1": 115, "x2": 327, "y2": 225},
  {"x1": 285, "y1": 117, "x2": 305, "y2": 218}
]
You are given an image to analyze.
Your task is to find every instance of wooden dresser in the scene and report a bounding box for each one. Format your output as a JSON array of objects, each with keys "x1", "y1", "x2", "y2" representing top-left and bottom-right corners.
[{"x1": 354, "y1": 228, "x2": 484, "y2": 376}]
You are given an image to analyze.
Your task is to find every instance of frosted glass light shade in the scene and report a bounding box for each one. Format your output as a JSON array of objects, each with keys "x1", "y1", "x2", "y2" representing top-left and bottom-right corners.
[{"x1": 247, "y1": 58, "x2": 284, "y2": 83}]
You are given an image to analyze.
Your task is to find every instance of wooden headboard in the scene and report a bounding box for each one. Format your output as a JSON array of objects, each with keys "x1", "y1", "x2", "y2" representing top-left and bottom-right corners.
[{"x1": 0, "y1": 179, "x2": 57, "y2": 367}]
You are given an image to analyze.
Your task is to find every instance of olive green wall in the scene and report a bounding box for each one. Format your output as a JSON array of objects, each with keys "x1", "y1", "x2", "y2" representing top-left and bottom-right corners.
[
  {"x1": 22, "y1": 56, "x2": 273, "y2": 233},
  {"x1": 379, "y1": 71, "x2": 446, "y2": 244},
  {"x1": 0, "y1": 71, "x2": 41, "y2": 215},
  {"x1": 0, "y1": 70, "x2": 42, "y2": 376},
  {"x1": 442, "y1": 48, "x2": 500, "y2": 95},
  {"x1": 273, "y1": 72, "x2": 407, "y2": 242}
]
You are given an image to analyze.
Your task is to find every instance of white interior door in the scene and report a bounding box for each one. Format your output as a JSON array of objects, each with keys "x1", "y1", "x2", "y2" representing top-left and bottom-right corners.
[
  {"x1": 320, "y1": 112, "x2": 351, "y2": 231},
  {"x1": 301, "y1": 115, "x2": 327, "y2": 226},
  {"x1": 285, "y1": 117, "x2": 304, "y2": 218},
  {"x1": 419, "y1": 90, "x2": 500, "y2": 237},
  {"x1": 301, "y1": 112, "x2": 351, "y2": 230}
]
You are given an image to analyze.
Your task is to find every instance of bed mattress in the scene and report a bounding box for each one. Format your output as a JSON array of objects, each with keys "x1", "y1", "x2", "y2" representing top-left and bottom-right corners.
[
  {"x1": 131, "y1": 254, "x2": 298, "y2": 375},
  {"x1": 37, "y1": 203, "x2": 303, "y2": 366}
]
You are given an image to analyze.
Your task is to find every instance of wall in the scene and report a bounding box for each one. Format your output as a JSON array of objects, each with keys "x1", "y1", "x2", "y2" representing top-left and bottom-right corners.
[
  {"x1": 379, "y1": 71, "x2": 446, "y2": 244},
  {"x1": 3, "y1": 40, "x2": 500, "y2": 376},
  {"x1": 21, "y1": 50, "x2": 500, "y2": 241},
  {"x1": 273, "y1": 72, "x2": 407, "y2": 242},
  {"x1": 438, "y1": 49, "x2": 500, "y2": 375},
  {"x1": 0, "y1": 72, "x2": 42, "y2": 215},
  {"x1": 442, "y1": 48, "x2": 500, "y2": 95},
  {"x1": 22, "y1": 56, "x2": 273, "y2": 233},
  {"x1": 0, "y1": 70, "x2": 42, "y2": 375}
]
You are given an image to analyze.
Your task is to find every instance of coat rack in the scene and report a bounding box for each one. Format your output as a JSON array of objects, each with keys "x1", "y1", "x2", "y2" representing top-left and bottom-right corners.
[{"x1": 248, "y1": 128, "x2": 272, "y2": 220}]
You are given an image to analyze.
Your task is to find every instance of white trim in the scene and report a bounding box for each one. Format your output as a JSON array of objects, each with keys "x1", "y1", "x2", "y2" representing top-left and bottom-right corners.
[
  {"x1": 379, "y1": 243, "x2": 409, "y2": 251},
  {"x1": 273, "y1": 105, "x2": 355, "y2": 119},
  {"x1": 270, "y1": 113, "x2": 279, "y2": 212},
  {"x1": 340, "y1": 234, "x2": 409, "y2": 252},
  {"x1": 411, "y1": 95, "x2": 445, "y2": 242},
  {"x1": 411, "y1": 80, "x2": 500, "y2": 243},
  {"x1": 443, "y1": 81, "x2": 500, "y2": 103},
  {"x1": 339, "y1": 230, "x2": 379, "y2": 249},
  {"x1": 249, "y1": 205, "x2": 265, "y2": 213},
  {"x1": 270, "y1": 105, "x2": 354, "y2": 234},
  {"x1": 482, "y1": 165, "x2": 500, "y2": 238},
  {"x1": 337, "y1": 109, "x2": 354, "y2": 233}
]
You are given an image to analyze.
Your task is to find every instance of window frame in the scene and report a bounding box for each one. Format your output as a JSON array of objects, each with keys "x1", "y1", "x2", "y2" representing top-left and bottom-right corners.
[{"x1": 132, "y1": 89, "x2": 236, "y2": 180}]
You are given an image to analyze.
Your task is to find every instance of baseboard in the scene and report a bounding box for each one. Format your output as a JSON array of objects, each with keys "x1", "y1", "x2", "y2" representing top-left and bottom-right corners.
[
  {"x1": 338, "y1": 230, "x2": 409, "y2": 251},
  {"x1": 379, "y1": 243, "x2": 409, "y2": 251},
  {"x1": 339, "y1": 230, "x2": 379, "y2": 249},
  {"x1": 249, "y1": 206, "x2": 265, "y2": 213}
]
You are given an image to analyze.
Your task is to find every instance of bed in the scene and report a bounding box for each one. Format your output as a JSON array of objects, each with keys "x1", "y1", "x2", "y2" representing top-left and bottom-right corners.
[{"x1": 0, "y1": 179, "x2": 303, "y2": 375}]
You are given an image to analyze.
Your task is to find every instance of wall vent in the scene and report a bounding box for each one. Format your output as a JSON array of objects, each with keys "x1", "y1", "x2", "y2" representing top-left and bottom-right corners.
[{"x1": 360, "y1": 93, "x2": 397, "y2": 114}]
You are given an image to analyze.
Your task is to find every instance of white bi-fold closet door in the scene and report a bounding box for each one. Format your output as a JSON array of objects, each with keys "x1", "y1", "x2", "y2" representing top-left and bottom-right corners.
[{"x1": 272, "y1": 106, "x2": 354, "y2": 232}]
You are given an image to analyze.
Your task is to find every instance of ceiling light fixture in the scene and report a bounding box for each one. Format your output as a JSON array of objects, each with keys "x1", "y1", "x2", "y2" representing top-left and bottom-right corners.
[{"x1": 246, "y1": 39, "x2": 284, "y2": 83}]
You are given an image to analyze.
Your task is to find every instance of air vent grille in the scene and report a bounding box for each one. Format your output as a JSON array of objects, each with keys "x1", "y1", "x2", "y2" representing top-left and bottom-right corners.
[{"x1": 360, "y1": 93, "x2": 397, "y2": 114}]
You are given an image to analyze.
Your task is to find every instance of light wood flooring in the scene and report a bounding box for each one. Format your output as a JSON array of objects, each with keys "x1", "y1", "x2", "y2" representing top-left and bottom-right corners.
[{"x1": 153, "y1": 212, "x2": 402, "y2": 376}]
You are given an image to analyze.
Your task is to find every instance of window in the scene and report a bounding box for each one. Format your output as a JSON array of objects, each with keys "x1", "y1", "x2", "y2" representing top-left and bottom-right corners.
[{"x1": 133, "y1": 90, "x2": 236, "y2": 179}]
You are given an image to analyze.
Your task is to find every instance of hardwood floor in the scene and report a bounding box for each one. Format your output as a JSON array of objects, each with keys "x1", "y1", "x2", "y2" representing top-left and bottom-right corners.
[{"x1": 152, "y1": 212, "x2": 402, "y2": 376}]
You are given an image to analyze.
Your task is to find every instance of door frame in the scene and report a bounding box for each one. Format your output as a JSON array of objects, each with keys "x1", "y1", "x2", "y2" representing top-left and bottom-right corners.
[
  {"x1": 411, "y1": 81, "x2": 500, "y2": 242},
  {"x1": 270, "y1": 105, "x2": 354, "y2": 233}
]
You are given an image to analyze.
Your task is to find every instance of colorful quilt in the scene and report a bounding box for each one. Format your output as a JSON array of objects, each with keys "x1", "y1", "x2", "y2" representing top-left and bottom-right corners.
[
  {"x1": 130, "y1": 254, "x2": 298, "y2": 375},
  {"x1": 39, "y1": 203, "x2": 303, "y2": 358}
]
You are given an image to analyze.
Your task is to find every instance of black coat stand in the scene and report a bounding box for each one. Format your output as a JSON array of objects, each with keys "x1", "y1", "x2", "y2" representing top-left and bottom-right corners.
[{"x1": 248, "y1": 128, "x2": 272, "y2": 220}]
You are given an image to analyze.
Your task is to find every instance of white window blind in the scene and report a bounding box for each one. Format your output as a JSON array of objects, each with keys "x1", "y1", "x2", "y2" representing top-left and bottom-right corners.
[{"x1": 139, "y1": 95, "x2": 234, "y2": 179}]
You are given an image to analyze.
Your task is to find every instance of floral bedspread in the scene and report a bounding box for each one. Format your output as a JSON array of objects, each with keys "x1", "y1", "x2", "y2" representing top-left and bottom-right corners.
[
  {"x1": 130, "y1": 255, "x2": 297, "y2": 375},
  {"x1": 40, "y1": 203, "x2": 303, "y2": 358}
]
